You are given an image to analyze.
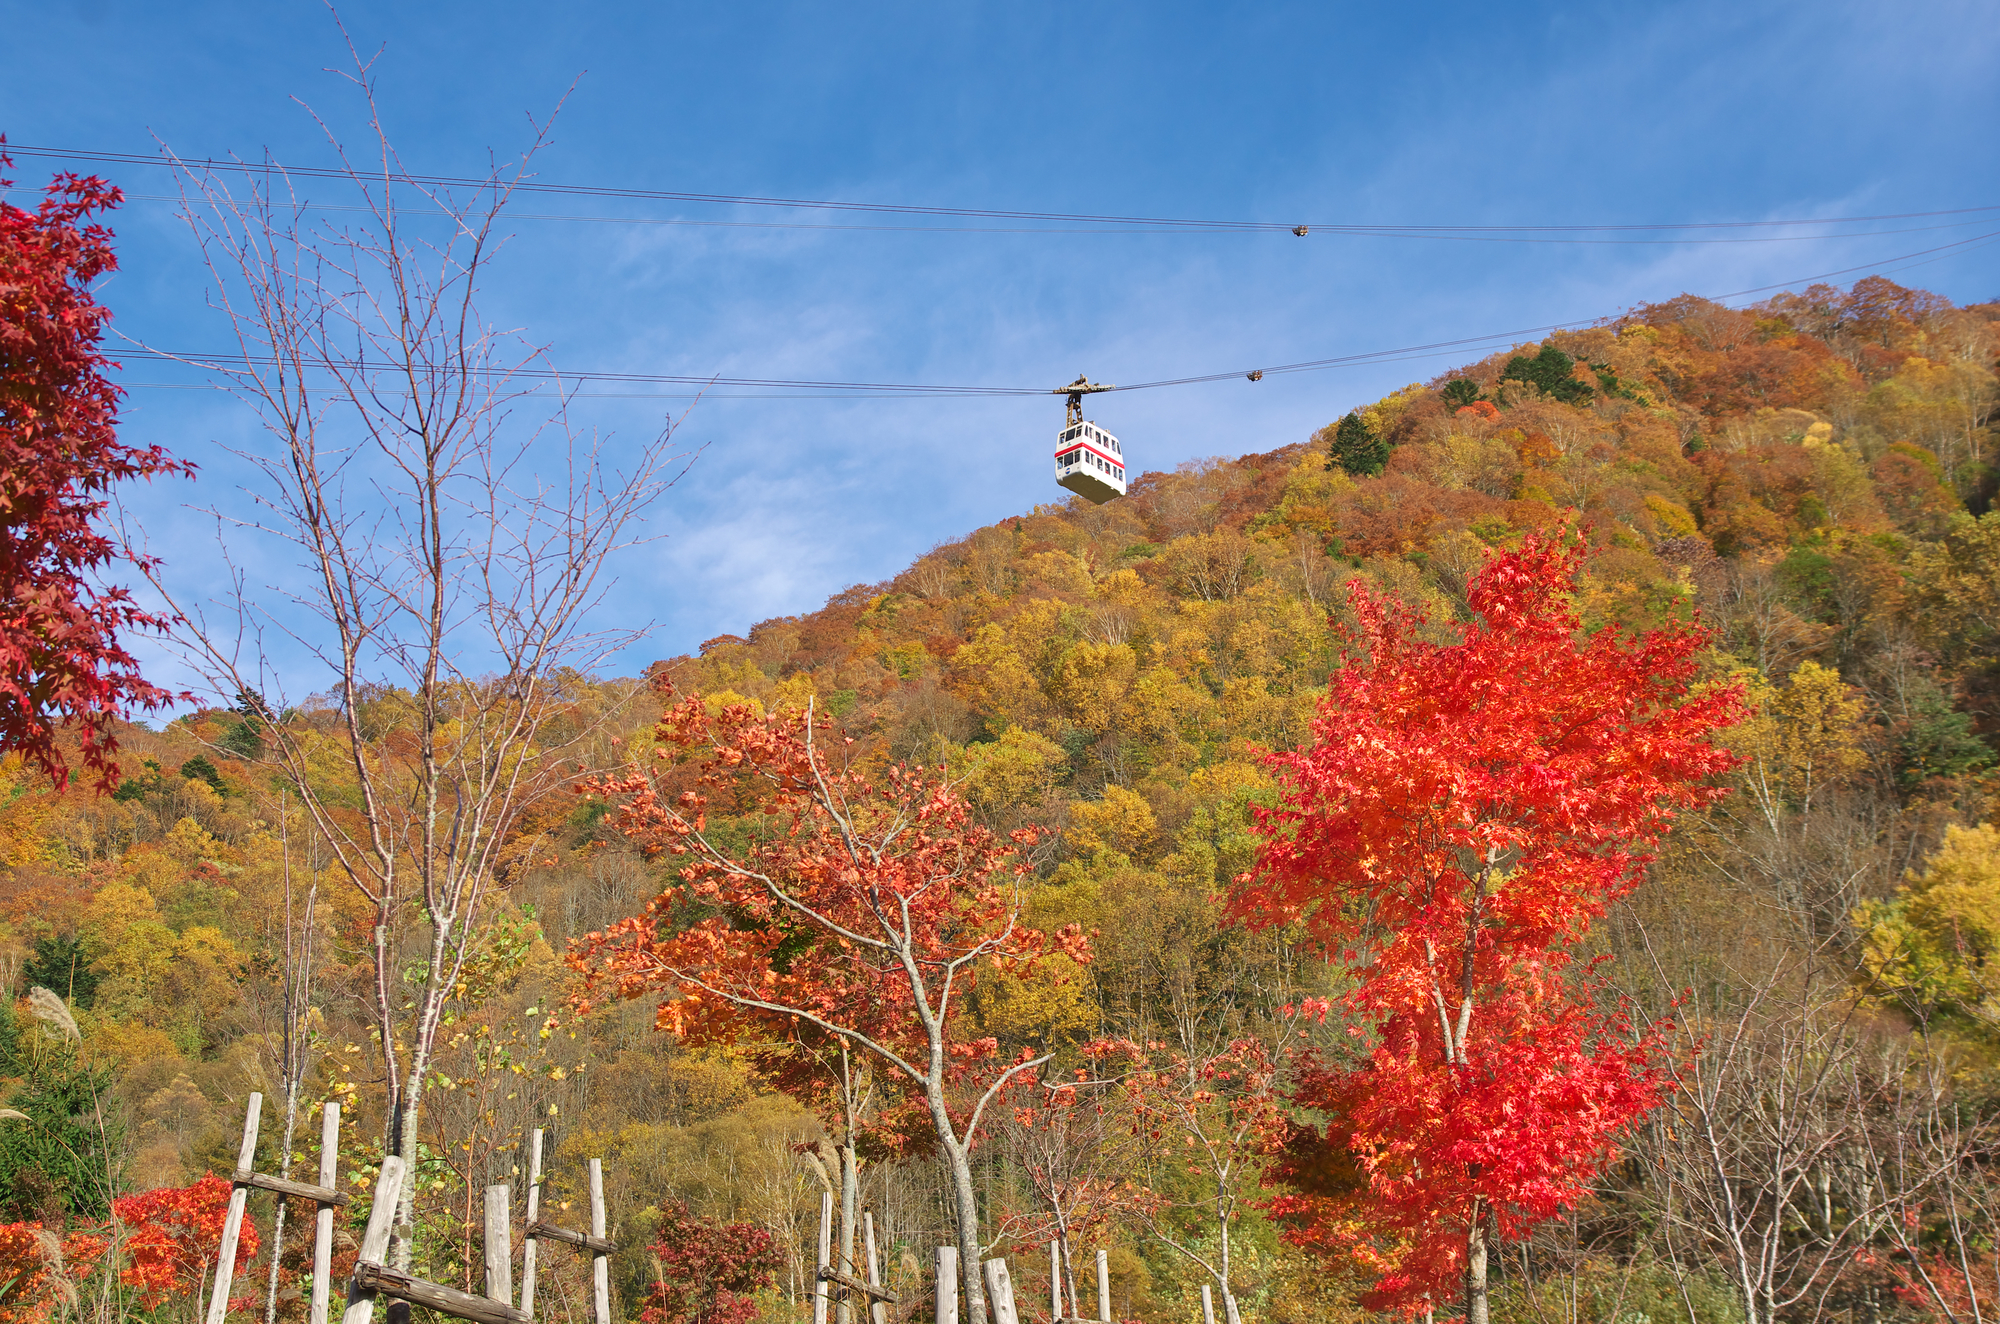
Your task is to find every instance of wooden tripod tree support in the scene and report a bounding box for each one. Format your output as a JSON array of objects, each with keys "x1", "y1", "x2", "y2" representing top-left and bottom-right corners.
[
  {"x1": 518, "y1": 1134, "x2": 617, "y2": 1324},
  {"x1": 934, "y1": 1247, "x2": 958, "y2": 1324},
  {"x1": 343, "y1": 1159, "x2": 531, "y2": 1324},
  {"x1": 1045, "y1": 1240, "x2": 1113, "y2": 1324},
  {"x1": 207, "y1": 1095, "x2": 351, "y2": 1324},
  {"x1": 811, "y1": 1193, "x2": 899, "y2": 1318},
  {"x1": 208, "y1": 1110, "x2": 616, "y2": 1324}
]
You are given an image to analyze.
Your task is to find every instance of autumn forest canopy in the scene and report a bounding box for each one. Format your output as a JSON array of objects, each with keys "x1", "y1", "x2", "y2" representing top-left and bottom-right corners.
[{"x1": 6, "y1": 144, "x2": 2000, "y2": 1324}]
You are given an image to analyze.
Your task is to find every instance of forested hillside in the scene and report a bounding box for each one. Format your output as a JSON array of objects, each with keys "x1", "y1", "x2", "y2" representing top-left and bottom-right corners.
[{"x1": 3, "y1": 275, "x2": 1997, "y2": 1324}]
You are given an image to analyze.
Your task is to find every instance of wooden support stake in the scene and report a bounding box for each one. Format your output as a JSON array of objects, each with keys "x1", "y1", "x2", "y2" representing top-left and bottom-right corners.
[
  {"x1": 863, "y1": 1213, "x2": 888, "y2": 1324},
  {"x1": 935, "y1": 1247, "x2": 958, "y2": 1324},
  {"x1": 342, "y1": 1157, "x2": 407, "y2": 1324},
  {"x1": 485, "y1": 1185, "x2": 513, "y2": 1307},
  {"x1": 352, "y1": 1264, "x2": 529, "y2": 1324},
  {"x1": 983, "y1": 1260, "x2": 1019, "y2": 1324},
  {"x1": 207, "y1": 1092, "x2": 263, "y2": 1324},
  {"x1": 864, "y1": 1216, "x2": 888, "y2": 1324},
  {"x1": 233, "y1": 1168, "x2": 351, "y2": 1206},
  {"x1": 523, "y1": 1221, "x2": 617, "y2": 1255},
  {"x1": 588, "y1": 1158, "x2": 610, "y2": 1324},
  {"x1": 1200, "y1": 1285, "x2": 1215, "y2": 1324},
  {"x1": 310, "y1": 1104, "x2": 341, "y2": 1324},
  {"x1": 814, "y1": 1191, "x2": 833, "y2": 1324},
  {"x1": 1094, "y1": 1250, "x2": 1110, "y2": 1324},
  {"x1": 819, "y1": 1267, "x2": 897, "y2": 1303},
  {"x1": 1049, "y1": 1243, "x2": 1062, "y2": 1324},
  {"x1": 520, "y1": 1130, "x2": 543, "y2": 1319}
]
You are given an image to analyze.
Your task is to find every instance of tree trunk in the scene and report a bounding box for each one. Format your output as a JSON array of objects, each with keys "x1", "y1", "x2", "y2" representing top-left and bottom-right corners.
[
  {"x1": 838, "y1": 1141, "x2": 859, "y2": 1324},
  {"x1": 1464, "y1": 1206, "x2": 1489, "y2": 1324},
  {"x1": 936, "y1": 1128, "x2": 988, "y2": 1324},
  {"x1": 263, "y1": 1084, "x2": 303, "y2": 1321},
  {"x1": 391, "y1": 1076, "x2": 426, "y2": 1270},
  {"x1": 1215, "y1": 1172, "x2": 1241, "y2": 1324}
]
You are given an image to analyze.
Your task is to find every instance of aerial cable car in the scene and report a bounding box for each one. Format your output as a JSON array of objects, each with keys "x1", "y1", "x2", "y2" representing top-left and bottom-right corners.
[{"x1": 1051, "y1": 374, "x2": 1127, "y2": 504}]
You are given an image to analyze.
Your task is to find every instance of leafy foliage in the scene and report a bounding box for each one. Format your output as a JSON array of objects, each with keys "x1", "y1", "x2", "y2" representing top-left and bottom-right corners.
[
  {"x1": 1235, "y1": 529, "x2": 1744, "y2": 1316},
  {"x1": 0, "y1": 1055, "x2": 119, "y2": 1222},
  {"x1": 113, "y1": 1174, "x2": 257, "y2": 1308},
  {"x1": 0, "y1": 152, "x2": 191, "y2": 791},
  {"x1": 1500, "y1": 344, "x2": 1593, "y2": 405},
  {"x1": 640, "y1": 1201, "x2": 783, "y2": 1324},
  {"x1": 20, "y1": 935, "x2": 96, "y2": 1009}
]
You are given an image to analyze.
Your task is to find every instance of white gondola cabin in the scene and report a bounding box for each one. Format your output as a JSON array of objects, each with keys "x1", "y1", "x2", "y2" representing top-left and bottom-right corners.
[{"x1": 1054, "y1": 420, "x2": 1128, "y2": 504}]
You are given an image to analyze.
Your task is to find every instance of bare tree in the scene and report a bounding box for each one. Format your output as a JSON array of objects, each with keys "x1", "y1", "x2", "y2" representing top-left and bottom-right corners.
[
  {"x1": 138, "y1": 43, "x2": 693, "y2": 1266},
  {"x1": 1642, "y1": 947, "x2": 1891, "y2": 1324},
  {"x1": 1857, "y1": 1040, "x2": 2000, "y2": 1324}
]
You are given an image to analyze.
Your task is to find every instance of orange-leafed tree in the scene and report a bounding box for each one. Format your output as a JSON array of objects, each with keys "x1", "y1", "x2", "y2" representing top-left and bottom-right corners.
[
  {"x1": 1233, "y1": 527, "x2": 1744, "y2": 1323},
  {"x1": 0, "y1": 1175, "x2": 255, "y2": 1322},
  {"x1": 572, "y1": 683, "x2": 1089, "y2": 1324},
  {"x1": 0, "y1": 150, "x2": 191, "y2": 791},
  {"x1": 114, "y1": 1174, "x2": 258, "y2": 1311}
]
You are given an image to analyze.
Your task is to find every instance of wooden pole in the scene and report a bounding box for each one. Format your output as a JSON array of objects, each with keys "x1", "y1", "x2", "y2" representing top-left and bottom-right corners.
[
  {"x1": 935, "y1": 1247, "x2": 959, "y2": 1324},
  {"x1": 342, "y1": 1157, "x2": 408, "y2": 1324},
  {"x1": 1049, "y1": 1243, "x2": 1062, "y2": 1324},
  {"x1": 484, "y1": 1185, "x2": 513, "y2": 1307},
  {"x1": 520, "y1": 1129, "x2": 543, "y2": 1319},
  {"x1": 1200, "y1": 1285, "x2": 1216, "y2": 1324},
  {"x1": 814, "y1": 1191, "x2": 833, "y2": 1324},
  {"x1": 862, "y1": 1213, "x2": 888, "y2": 1324},
  {"x1": 588, "y1": 1158, "x2": 610, "y2": 1324},
  {"x1": 983, "y1": 1260, "x2": 1019, "y2": 1324},
  {"x1": 1094, "y1": 1251, "x2": 1110, "y2": 1324},
  {"x1": 309, "y1": 1104, "x2": 340, "y2": 1324},
  {"x1": 207, "y1": 1092, "x2": 264, "y2": 1324}
]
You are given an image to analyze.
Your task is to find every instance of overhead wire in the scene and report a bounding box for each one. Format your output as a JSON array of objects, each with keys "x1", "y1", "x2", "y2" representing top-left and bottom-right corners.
[
  {"x1": 1111, "y1": 226, "x2": 2000, "y2": 392},
  {"x1": 6, "y1": 187, "x2": 1995, "y2": 245},
  {"x1": 19, "y1": 141, "x2": 1991, "y2": 403},
  {"x1": 7, "y1": 142, "x2": 1998, "y2": 241},
  {"x1": 101, "y1": 222, "x2": 2000, "y2": 403}
]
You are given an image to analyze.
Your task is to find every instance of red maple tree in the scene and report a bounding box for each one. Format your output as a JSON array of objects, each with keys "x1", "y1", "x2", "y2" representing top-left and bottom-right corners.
[
  {"x1": 0, "y1": 147, "x2": 191, "y2": 792},
  {"x1": 571, "y1": 681, "x2": 1088, "y2": 1324},
  {"x1": 1232, "y1": 527, "x2": 1744, "y2": 1322}
]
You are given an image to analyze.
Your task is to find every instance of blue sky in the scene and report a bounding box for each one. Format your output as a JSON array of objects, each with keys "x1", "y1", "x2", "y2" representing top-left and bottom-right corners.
[{"x1": 3, "y1": 0, "x2": 1997, "y2": 696}]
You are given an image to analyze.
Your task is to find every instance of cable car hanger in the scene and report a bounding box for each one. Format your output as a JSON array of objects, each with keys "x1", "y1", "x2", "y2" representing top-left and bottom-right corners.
[{"x1": 1056, "y1": 374, "x2": 1116, "y2": 426}]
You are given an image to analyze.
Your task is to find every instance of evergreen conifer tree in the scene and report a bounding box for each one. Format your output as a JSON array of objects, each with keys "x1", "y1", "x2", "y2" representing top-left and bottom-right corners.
[{"x1": 1325, "y1": 411, "x2": 1390, "y2": 476}]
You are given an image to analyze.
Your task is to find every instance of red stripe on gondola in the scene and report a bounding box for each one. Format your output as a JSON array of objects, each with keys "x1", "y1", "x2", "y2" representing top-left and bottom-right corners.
[{"x1": 1054, "y1": 441, "x2": 1121, "y2": 466}]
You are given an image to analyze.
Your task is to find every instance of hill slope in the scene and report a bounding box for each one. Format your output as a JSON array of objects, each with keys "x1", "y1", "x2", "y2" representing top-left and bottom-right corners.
[{"x1": 2, "y1": 275, "x2": 1997, "y2": 1324}]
